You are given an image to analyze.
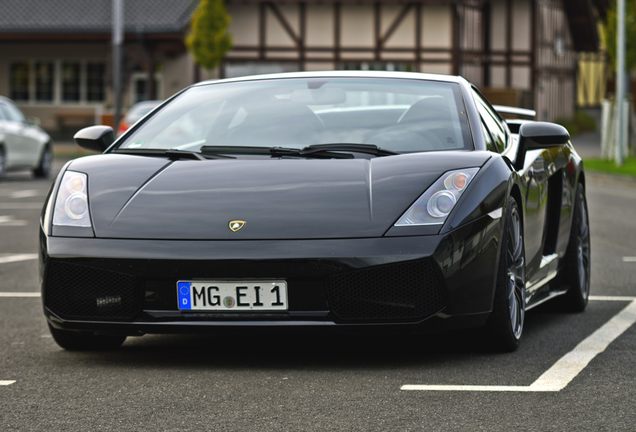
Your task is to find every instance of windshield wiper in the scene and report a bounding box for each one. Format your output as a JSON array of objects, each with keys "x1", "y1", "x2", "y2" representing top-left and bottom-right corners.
[
  {"x1": 201, "y1": 145, "x2": 352, "y2": 159},
  {"x1": 115, "y1": 148, "x2": 233, "y2": 160},
  {"x1": 301, "y1": 143, "x2": 398, "y2": 156},
  {"x1": 200, "y1": 144, "x2": 397, "y2": 159}
]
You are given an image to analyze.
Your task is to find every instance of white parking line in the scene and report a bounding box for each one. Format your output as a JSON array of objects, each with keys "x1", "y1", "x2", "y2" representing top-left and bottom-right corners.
[
  {"x1": 402, "y1": 296, "x2": 636, "y2": 392},
  {"x1": 0, "y1": 203, "x2": 42, "y2": 209},
  {"x1": 622, "y1": 257, "x2": 636, "y2": 262},
  {"x1": 10, "y1": 190, "x2": 39, "y2": 199},
  {"x1": 0, "y1": 216, "x2": 27, "y2": 226},
  {"x1": 590, "y1": 295, "x2": 636, "y2": 301},
  {"x1": 0, "y1": 292, "x2": 40, "y2": 297},
  {"x1": 0, "y1": 381, "x2": 16, "y2": 386},
  {"x1": 0, "y1": 254, "x2": 38, "y2": 264}
]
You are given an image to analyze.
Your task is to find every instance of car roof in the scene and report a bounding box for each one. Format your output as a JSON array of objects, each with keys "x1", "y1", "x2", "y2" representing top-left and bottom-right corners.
[
  {"x1": 130, "y1": 100, "x2": 162, "y2": 108},
  {"x1": 194, "y1": 70, "x2": 470, "y2": 87}
]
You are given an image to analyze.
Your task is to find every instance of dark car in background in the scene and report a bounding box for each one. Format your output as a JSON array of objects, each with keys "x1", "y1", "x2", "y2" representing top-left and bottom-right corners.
[
  {"x1": 39, "y1": 71, "x2": 590, "y2": 352},
  {"x1": 0, "y1": 96, "x2": 53, "y2": 178}
]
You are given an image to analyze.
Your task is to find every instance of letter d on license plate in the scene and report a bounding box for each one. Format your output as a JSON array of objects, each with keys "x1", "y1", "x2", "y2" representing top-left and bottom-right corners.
[{"x1": 177, "y1": 280, "x2": 287, "y2": 311}]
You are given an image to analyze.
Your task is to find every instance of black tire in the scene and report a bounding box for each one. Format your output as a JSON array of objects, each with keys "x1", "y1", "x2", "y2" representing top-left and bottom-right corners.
[
  {"x1": 48, "y1": 323, "x2": 126, "y2": 351},
  {"x1": 558, "y1": 183, "x2": 591, "y2": 312},
  {"x1": 33, "y1": 143, "x2": 52, "y2": 178},
  {"x1": 483, "y1": 197, "x2": 526, "y2": 352},
  {"x1": 0, "y1": 146, "x2": 6, "y2": 179}
]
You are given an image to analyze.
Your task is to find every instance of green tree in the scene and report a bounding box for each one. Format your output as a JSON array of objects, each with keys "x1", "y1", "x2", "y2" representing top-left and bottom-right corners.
[
  {"x1": 186, "y1": 0, "x2": 232, "y2": 72},
  {"x1": 604, "y1": 0, "x2": 636, "y2": 71}
]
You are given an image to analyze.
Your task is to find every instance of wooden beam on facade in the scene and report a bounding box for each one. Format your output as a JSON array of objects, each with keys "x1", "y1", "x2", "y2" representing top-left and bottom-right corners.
[
  {"x1": 259, "y1": 2, "x2": 266, "y2": 59},
  {"x1": 453, "y1": 0, "x2": 460, "y2": 75},
  {"x1": 379, "y1": 4, "x2": 412, "y2": 47},
  {"x1": 374, "y1": 2, "x2": 381, "y2": 61},
  {"x1": 268, "y1": 2, "x2": 301, "y2": 46},
  {"x1": 415, "y1": 3, "x2": 422, "y2": 71},
  {"x1": 299, "y1": 2, "x2": 306, "y2": 71},
  {"x1": 505, "y1": 0, "x2": 512, "y2": 88},
  {"x1": 334, "y1": 2, "x2": 341, "y2": 65}
]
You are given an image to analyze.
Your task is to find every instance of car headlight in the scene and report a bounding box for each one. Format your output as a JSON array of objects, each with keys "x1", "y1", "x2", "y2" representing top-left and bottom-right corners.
[
  {"x1": 52, "y1": 171, "x2": 92, "y2": 227},
  {"x1": 394, "y1": 167, "x2": 479, "y2": 226}
]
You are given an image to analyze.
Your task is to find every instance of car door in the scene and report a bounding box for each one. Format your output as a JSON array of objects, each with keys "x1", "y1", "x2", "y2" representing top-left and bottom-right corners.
[
  {"x1": 0, "y1": 102, "x2": 24, "y2": 168},
  {"x1": 2, "y1": 100, "x2": 42, "y2": 167},
  {"x1": 471, "y1": 89, "x2": 556, "y2": 293}
]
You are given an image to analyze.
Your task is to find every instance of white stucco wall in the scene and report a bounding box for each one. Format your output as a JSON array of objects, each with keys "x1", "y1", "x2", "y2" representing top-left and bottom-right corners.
[
  {"x1": 340, "y1": 5, "x2": 374, "y2": 48},
  {"x1": 228, "y1": 4, "x2": 259, "y2": 46},
  {"x1": 422, "y1": 5, "x2": 453, "y2": 49}
]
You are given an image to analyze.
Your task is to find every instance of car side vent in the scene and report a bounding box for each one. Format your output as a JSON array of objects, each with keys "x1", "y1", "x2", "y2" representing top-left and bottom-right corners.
[
  {"x1": 326, "y1": 259, "x2": 445, "y2": 322},
  {"x1": 45, "y1": 261, "x2": 143, "y2": 320}
]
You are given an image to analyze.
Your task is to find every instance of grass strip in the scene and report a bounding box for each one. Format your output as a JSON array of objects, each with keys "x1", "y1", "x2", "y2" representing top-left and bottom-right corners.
[{"x1": 583, "y1": 157, "x2": 636, "y2": 177}]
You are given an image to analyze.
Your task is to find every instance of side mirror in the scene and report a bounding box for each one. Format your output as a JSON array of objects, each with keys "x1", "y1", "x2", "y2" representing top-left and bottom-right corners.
[
  {"x1": 514, "y1": 122, "x2": 570, "y2": 171},
  {"x1": 73, "y1": 125, "x2": 114, "y2": 153},
  {"x1": 28, "y1": 116, "x2": 41, "y2": 127}
]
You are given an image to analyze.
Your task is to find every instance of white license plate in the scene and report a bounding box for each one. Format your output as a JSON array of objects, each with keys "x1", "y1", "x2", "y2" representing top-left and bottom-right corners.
[{"x1": 177, "y1": 280, "x2": 288, "y2": 311}]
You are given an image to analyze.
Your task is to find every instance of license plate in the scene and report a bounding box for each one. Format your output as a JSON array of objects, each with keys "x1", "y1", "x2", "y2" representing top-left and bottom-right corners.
[{"x1": 177, "y1": 280, "x2": 288, "y2": 311}]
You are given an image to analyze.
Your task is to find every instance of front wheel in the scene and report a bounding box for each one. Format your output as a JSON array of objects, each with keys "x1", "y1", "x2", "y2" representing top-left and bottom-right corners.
[
  {"x1": 33, "y1": 144, "x2": 52, "y2": 178},
  {"x1": 558, "y1": 183, "x2": 591, "y2": 312},
  {"x1": 0, "y1": 146, "x2": 6, "y2": 179},
  {"x1": 48, "y1": 323, "x2": 126, "y2": 351},
  {"x1": 483, "y1": 197, "x2": 526, "y2": 352}
]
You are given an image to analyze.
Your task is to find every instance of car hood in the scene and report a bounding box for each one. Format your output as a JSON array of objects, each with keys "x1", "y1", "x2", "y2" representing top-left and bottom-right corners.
[{"x1": 67, "y1": 152, "x2": 491, "y2": 240}]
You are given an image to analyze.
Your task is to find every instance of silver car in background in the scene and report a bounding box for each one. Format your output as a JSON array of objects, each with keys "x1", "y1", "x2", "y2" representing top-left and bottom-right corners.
[{"x1": 0, "y1": 96, "x2": 53, "y2": 178}]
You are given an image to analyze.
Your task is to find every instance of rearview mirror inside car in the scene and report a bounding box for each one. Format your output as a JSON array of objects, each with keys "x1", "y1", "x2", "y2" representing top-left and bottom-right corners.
[{"x1": 291, "y1": 87, "x2": 346, "y2": 105}]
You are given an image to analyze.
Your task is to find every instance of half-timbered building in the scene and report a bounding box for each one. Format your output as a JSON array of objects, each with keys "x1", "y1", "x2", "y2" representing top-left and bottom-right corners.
[
  {"x1": 224, "y1": 0, "x2": 606, "y2": 122},
  {"x1": 0, "y1": 0, "x2": 607, "y2": 132}
]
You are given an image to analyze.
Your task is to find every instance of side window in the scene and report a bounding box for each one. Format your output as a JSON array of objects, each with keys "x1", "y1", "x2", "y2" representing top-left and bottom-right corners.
[
  {"x1": 481, "y1": 119, "x2": 498, "y2": 153},
  {"x1": 0, "y1": 103, "x2": 8, "y2": 121},
  {"x1": 472, "y1": 89, "x2": 507, "y2": 153},
  {"x1": 3, "y1": 102, "x2": 27, "y2": 124}
]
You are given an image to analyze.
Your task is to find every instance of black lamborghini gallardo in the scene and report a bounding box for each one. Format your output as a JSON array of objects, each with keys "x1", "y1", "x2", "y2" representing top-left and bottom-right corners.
[{"x1": 40, "y1": 71, "x2": 590, "y2": 352}]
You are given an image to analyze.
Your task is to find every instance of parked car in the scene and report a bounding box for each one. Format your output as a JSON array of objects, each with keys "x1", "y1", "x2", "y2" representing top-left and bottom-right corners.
[
  {"x1": 0, "y1": 96, "x2": 53, "y2": 178},
  {"x1": 40, "y1": 71, "x2": 590, "y2": 352},
  {"x1": 117, "y1": 100, "x2": 162, "y2": 136}
]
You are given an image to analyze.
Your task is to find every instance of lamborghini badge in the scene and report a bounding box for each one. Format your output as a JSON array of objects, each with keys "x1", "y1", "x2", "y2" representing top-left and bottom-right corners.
[{"x1": 229, "y1": 220, "x2": 246, "y2": 232}]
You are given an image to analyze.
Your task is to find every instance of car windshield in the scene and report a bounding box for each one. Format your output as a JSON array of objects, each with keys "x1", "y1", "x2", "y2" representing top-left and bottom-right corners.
[
  {"x1": 117, "y1": 77, "x2": 472, "y2": 154},
  {"x1": 125, "y1": 102, "x2": 161, "y2": 122}
]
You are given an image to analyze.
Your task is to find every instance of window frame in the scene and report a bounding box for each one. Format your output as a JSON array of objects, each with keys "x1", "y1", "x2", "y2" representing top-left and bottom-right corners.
[
  {"x1": 8, "y1": 59, "x2": 106, "y2": 105},
  {"x1": 471, "y1": 87, "x2": 511, "y2": 154}
]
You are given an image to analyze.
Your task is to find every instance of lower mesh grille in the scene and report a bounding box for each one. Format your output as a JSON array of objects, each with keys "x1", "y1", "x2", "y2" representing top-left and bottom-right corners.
[
  {"x1": 45, "y1": 261, "x2": 142, "y2": 320},
  {"x1": 326, "y1": 259, "x2": 444, "y2": 322}
]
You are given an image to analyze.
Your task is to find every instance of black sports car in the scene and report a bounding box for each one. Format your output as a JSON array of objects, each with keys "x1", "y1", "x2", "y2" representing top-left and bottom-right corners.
[{"x1": 40, "y1": 71, "x2": 590, "y2": 352}]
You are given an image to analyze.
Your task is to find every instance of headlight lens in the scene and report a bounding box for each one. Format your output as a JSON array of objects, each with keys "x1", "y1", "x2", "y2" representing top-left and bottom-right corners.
[
  {"x1": 53, "y1": 171, "x2": 92, "y2": 227},
  {"x1": 394, "y1": 167, "x2": 479, "y2": 226}
]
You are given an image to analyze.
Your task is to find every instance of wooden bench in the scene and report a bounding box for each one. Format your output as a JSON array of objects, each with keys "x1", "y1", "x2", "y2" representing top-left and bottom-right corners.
[{"x1": 55, "y1": 111, "x2": 95, "y2": 131}]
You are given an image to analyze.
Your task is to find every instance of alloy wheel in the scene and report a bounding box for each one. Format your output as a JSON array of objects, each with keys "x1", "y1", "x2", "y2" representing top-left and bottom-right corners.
[{"x1": 506, "y1": 206, "x2": 525, "y2": 340}]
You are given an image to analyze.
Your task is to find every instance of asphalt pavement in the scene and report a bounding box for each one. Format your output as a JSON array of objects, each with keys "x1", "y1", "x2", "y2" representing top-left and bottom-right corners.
[{"x1": 1, "y1": 144, "x2": 635, "y2": 431}]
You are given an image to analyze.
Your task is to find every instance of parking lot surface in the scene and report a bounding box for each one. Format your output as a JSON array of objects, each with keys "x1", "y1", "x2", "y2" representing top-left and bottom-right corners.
[{"x1": 1, "y1": 153, "x2": 635, "y2": 431}]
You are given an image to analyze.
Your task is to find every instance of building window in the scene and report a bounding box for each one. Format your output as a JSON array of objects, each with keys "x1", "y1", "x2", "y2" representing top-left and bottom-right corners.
[
  {"x1": 340, "y1": 62, "x2": 415, "y2": 72},
  {"x1": 35, "y1": 62, "x2": 54, "y2": 102},
  {"x1": 62, "y1": 62, "x2": 81, "y2": 102},
  {"x1": 86, "y1": 63, "x2": 106, "y2": 102},
  {"x1": 129, "y1": 72, "x2": 163, "y2": 104},
  {"x1": 9, "y1": 60, "x2": 106, "y2": 104},
  {"x1": 10, "y1": 62, "x2": 30, "y2": 102}
]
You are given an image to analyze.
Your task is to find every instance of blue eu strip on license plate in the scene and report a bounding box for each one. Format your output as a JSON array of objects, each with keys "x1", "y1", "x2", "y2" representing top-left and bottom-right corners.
[{"x1": 178, "y1": 282, "x2": 193, "y2": 310}]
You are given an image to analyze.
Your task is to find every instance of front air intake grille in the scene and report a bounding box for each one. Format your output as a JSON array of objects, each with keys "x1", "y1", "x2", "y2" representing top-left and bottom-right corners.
[
  {"x1": 326, "y1": 259, "x2": 444, "y2": 322},
  {"x1": 45, "y1": 261, "x2": 142, "y2": 320}
]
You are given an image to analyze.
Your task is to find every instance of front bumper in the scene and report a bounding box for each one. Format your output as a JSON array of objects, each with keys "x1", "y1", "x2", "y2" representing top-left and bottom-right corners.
[{"x1": 41, "y1": 215, "x2": 502, "y2": 335}]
